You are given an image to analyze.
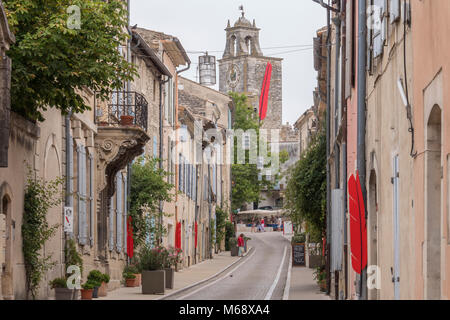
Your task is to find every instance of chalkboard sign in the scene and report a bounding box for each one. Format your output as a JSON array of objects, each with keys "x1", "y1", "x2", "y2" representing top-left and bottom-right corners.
[{"x1": 292, "y1": 243, "x2": 306, "y2": 266}]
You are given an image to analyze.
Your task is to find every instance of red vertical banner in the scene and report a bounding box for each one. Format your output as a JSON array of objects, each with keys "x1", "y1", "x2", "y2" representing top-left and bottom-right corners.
[
  {"x1": 259, "y1": 62, "x2": 272, "y2": 121},
  {"x1": 195, "y1": 222, "x2": 198, "y2": 249},
  {"x1": 127, "y1": 216, "x2": 134, "y2": 258},
  {"x1": 175, "y1": 222, "x2": 182, "y2": 249}
]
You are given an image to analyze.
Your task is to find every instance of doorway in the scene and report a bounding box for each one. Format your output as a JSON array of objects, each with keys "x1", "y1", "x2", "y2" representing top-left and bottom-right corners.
[
  {"x1": 425, "y1": 104, "x2": 442, "y2": 300},
  {"x1": 1, "y1": 194, "x2": 13, "y2": 299}
]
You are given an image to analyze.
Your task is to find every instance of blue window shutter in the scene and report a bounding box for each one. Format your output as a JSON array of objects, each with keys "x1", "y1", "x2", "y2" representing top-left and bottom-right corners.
[
  {"x1": 116, "y1": 172, "x2": 123, "y2": 252},
  {"x1": 193, "y1": 166, "x2": 196, "y2": 202},
  {"x1": 77, "y1": 146, "x2": 88, "y2": 245},
  {"x1": 109, "y1": 196, "x2": 114, "y2": 251},
  {"x1": 178, "y1": 154, "x2": 182, "y2": 191},
  {"x1": 89, "y1": 155, "x2": 94, "y2": 246}
]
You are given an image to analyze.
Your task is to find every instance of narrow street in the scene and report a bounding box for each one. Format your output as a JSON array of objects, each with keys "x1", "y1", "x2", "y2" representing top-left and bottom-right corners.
[{"x1": 166, "y1": 232, "x2": 290, "y2": 300}]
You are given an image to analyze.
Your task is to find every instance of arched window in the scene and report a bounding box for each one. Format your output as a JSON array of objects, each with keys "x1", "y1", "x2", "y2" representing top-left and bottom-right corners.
[
  {"x1": 230, "y1": 35, "x2": 237, "y2": 56},
  {"x1": 245, "y1": 36, "x2": 253, "y2": 55}
]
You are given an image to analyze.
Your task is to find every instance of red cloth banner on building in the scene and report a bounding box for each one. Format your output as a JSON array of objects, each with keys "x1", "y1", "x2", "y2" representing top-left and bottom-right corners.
[
  {"x1": 175, "y1": 222, "x2": 182, "y2": 249},
  {"x1": 127, "y1": 216, "x2": 134, "y2": 258},
  {"x1": 348, "y1": 171, "x2": 368, "y2": 275},
  {"x1": 259, "y1": 62, "x2": 272, "y2": 121}
]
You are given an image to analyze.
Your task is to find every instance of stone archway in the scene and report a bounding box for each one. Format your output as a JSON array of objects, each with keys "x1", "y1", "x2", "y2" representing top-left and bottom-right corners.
[{"x1": 425, "y1": 104, "x2": 442, "y2": 300}]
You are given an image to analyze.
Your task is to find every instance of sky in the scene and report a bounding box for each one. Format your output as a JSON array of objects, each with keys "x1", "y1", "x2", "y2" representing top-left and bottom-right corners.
[{"x1": 130, "y1": 0, "x2": 326, "y2": 125}]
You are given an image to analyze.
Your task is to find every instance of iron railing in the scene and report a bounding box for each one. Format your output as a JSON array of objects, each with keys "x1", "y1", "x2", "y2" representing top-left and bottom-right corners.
[{"x1": 95, "y1": 91, "x2": 148, "y2": 131}]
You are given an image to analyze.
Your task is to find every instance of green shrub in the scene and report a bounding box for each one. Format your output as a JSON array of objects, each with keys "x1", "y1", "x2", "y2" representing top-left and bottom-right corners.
[
  {"x1": 49, "y1": 278, "x2": 67, "y2": 289},
  {"x1": 81, "y1": 282, "x2": 95, "y2": 290},
  {"x1": 87, "y1": 270, "x2": 104, "y2": 284},
  {"x1": 228, "y1": 237, "x2": 237, "y2": 248},
  {"x1": 225, "y1": 222, "x2": 235, "y2": 251},
  {"x1": 123, "y1": 272, "x2": 136, "y2": 280},
  {"x1": 102, "y1": 273, "x2": 110, "y2": 284},
  {"x1": 138, "y1": 245, "x2": 165, "y2": 271}
]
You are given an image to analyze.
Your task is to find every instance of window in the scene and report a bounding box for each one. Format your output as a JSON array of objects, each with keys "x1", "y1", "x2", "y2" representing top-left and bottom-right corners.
[{"x1": 77, "y1": 145, "x2": 88, "y2": 245}]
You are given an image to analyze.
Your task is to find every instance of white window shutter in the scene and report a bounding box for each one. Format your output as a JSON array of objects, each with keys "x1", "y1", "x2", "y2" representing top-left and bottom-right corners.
[
  {"x1": 124, "y1": 175, "x2": 128, "y2": 254},
  {"x1": 89, "y1": 154, "x2": 94, "y2": 246},
  {"x1": 116, "y1": 172, "x2": 123, "y2": 252},
  {"x1": 390, "y1": 0, "x2": 400, "y2": 24}
]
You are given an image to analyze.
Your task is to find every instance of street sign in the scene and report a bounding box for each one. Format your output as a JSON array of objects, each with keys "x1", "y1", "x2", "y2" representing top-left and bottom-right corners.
[{"x1": 64, "y1": 207, "x2": 73, "y2": 233}]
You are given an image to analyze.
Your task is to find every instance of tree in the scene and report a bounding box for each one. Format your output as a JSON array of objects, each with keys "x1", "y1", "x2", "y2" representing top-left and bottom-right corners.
[
  {"x1": 4, "y1": 0, "x2": 136, "y2": 121},
  {"x1": 229, "y1": 92, "x2": 287, "y2": 211},
  {"x1": 285, "y1": 127, "x2": 326, "y2": 240},
  {"x1": 129, "y1": 156, "x2": 175, "y2": 248}
]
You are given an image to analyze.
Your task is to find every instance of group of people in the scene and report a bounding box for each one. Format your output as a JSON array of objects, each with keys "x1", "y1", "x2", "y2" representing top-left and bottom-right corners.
[{"x1": 250, "y1": 218, "x2": 266, "y2": 233}]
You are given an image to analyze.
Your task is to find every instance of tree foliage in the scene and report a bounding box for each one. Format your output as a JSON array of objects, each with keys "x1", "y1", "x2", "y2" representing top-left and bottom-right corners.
[
  {"x1": 4, "y1": 0, "x2": 136, "y2": 121},
  {"x1": 285, "y1": 128, "x2": 326, "y2": 240},
  {"x1": 229, "y1": 92, "x2": 287, "y2": 211},
  {"x1": 129, "y1": 156, "x2": 175, "y2": 248}
]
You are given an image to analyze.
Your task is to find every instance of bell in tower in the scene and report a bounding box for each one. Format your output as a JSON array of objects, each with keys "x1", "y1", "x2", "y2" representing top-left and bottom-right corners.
[{"x1": 222, "y1": 7, "x2": 263, "y2": 58}]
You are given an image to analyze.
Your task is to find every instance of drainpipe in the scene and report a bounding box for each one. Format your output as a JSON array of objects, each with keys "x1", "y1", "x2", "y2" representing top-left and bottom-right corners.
[
  {"x1": 357, "y1": 0, "x2": 367, "y2": 300},
  {"x1": 65, "y1": 111, "x2": 73, "y2": 238},
  {"x1": 159, "y1": 75, "x2": 170, "y2": 244}
]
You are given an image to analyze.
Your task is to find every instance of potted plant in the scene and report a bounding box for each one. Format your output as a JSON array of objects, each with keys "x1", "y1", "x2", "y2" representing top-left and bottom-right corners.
[
  {"x1": 49, "y1": 277, "x2": 73, "y2": 300},
  {"x1": 80, "y1": 281, "x2": 95, "y2": 300},
  {"x1": 120, "y1": 115, "x2": 134, "y2": 126},
  {"x1": 97, "y1": 273, "x2": 110, "y2": 297},
  {"x1": 138, "y1": 245, "x2": 166, "y2": 295},
  {"x1": 164, "y1": 247, "x2": 181, "y2": 289},
  {"x1": 87, "y1": 270, "x2": 104, "y2": 298},
  {"x1": 229, "y1": 237, "x2": 238, "y2": 256},
  {"x1": 124, "y1": 263, "x2": 141, "y2": 287},
  {"x1": 123, "y1": 272, "x2": 137, "y2": 287},
  {"x1": 313, "y1": 266, "x2": 327, "y2": 292}
]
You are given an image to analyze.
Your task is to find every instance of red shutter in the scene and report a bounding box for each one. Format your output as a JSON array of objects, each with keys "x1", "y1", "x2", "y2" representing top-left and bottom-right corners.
[{"x1": 127, "y1": 216, "x2": 134, "y2": 258}]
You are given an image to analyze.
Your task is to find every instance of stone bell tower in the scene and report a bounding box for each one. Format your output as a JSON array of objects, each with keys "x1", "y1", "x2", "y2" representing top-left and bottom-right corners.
[{"x1": 219, "y1": 8, "x2": 283, "y2": 130}]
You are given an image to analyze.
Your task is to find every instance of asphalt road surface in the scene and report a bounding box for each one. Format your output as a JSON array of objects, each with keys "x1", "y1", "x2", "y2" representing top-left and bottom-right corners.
[{"x1": 166, "y1": 232, "x2": 291, "y2": 300}]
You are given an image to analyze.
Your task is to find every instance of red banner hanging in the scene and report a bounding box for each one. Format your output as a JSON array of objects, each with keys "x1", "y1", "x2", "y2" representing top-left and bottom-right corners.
[
  {"x1": 127, "y1": 216, "x2": 134, "y2": 258},
  {"x1": 259, "y1": 62, "x2": 272, "y2": 121}
]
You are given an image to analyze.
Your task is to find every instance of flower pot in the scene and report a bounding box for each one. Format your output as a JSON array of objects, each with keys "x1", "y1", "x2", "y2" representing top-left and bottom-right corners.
[
  {"x1": 125, "y1": 278, "x2": 136, "y2": 287},
  {"x1": 133, "y1": 273, "x2": 141, "y2": 287},
  {"x1": 81, "y1": 289, "x2": 93, "y2": 300},
  {"x1": 142, "y1": 270, "x2": 165, "y2": 295},
  {"x1": 92, "y1": 286, "x2": 99, "y2": 298},
  {"x1": 231, "y1": 246, "x2": 239, "y2": 257},
  {"x1": 165, "y1": 268, "x2": 175, "y2": 289},
  {"x1": 120, "y1": 115, "x2": 134, "y2": 126},
  {"x1": 319, "y1": 281, "x2": 327, "y2": 292},
  {"x1": 98, "y1": 282, "x2": 108, "y2": 297},
  {"x1": 54, "y1": 288, "x2": 74, "y2": 300}
]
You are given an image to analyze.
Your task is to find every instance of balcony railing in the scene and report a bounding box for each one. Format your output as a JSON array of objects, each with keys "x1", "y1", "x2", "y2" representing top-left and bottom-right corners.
[{"x1": 95, "y1": 91, "x2": 148, "y2": 131}]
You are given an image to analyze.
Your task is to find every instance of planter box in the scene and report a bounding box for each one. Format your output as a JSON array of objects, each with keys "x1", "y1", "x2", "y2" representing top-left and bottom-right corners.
[
  {"x1": 126, "y1": 278, "x2": 137, "y2": 287},
  {"x1": 165, "y1": 268, "x2": 175, "y2": 289},
  {"x1": 98, "y1": 282, "x2": 108, "y2": 297},
  {"x1": 142, "y1": 270, "x2": 165, "y2": 295},
  {"x1": 231, "y1": 247, "x2": 238, "y2": 257},
  {"x1": 54, "y1": 288, "x2": 74, "y2": 300}
]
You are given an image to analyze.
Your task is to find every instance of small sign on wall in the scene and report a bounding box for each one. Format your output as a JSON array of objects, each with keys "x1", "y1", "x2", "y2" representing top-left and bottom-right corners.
[{"x1": 64, "y1": 207, "x2": 73, "y2": 233}]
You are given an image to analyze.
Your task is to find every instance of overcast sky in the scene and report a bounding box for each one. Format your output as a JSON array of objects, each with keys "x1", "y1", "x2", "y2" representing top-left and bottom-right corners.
[{"x1": 130, "y1": 0, "x2": 326, "y2": 125}]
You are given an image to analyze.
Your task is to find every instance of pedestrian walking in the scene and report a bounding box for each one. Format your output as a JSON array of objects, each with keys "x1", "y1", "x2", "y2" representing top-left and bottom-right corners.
[
  {"x1": 261, "y1": 218, "x2": 265, "y2": 232},
  {"x1": 251, "y1": 219, "x2": 256, "y2": 233},
  {"x1": 238, "y1": 234, "x2": 245, "y2": 257}
]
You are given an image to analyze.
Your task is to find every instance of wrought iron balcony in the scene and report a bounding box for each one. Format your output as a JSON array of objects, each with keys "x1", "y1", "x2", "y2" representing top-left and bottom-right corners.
[{"x1": 95, "y1": 91, "x2": 148, "y2": 131}]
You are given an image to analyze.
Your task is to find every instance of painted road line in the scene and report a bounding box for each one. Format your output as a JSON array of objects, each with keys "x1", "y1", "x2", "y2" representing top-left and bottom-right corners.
[
  {"x1": 283, "y1": 243, "x2": 292, "y2": 300},
  {"x1": 264, "y1": 245, "x2": 287, "y2": 300},
  {"x1": 176, "y1": 247, "x2": 258, "y2": 300}
]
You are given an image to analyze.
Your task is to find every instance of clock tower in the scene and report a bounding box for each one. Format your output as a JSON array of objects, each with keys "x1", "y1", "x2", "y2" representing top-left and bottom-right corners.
[{"x1": 218, "y1": 10, "x2": 283, "y2": 130}]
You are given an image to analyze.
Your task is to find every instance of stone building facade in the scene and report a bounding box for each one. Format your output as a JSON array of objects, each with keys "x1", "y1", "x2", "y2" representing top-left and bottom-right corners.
[{"x1": 218, "y1": 12, "x2": 282, "y2": 131}]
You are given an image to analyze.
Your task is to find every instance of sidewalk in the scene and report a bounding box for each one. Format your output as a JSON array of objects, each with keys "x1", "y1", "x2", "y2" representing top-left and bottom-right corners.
[
  {"x1": 99, "y1": 249, "x2": 251, "y2": 300},
  {"x1": 283, "y1": 234, "x2": 330, "y2": 300}
]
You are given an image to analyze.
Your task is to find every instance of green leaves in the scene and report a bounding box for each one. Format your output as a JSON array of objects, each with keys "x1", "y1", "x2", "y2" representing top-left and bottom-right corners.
[
  {"x1": 22, "y1": 167, "x2": 64, "y2": 299},
  {"x1": 4, "y1": 0, "x2": 136, "y2": 121},
  {"x1": 129, "y1": 156, "x2": 175, "y2": 248},
  {"x1": 285, "y1": 129, "x2": 327, "y2": 239}
]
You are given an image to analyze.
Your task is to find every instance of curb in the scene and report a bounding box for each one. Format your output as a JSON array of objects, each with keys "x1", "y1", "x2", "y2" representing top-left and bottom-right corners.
[
  {"x1": 157, "y1": 246, "x2": 255, "y2": 300},
  {"x1": 283, "y1": 241, "x2": 293, "y2": 300}
]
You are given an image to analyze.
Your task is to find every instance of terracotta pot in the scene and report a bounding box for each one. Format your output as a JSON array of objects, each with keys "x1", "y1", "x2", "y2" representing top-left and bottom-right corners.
[
  {"x1": 98, "y1": 282, "x2": 108, "y2": 297},
  {"x1": 165, "y1": 268, "x2": 175, "y2": 289},
  {"x1": 54, "y1": 288, "x2": 74, "y2": 300},
  {"x1": 126, "y1": 278, "x2": 136, "y2": 287},
  {"x1": 133, "y1": 273, "x2": 141, "y2": 287},
  {"x1": 142, "y1": 270, "x2": 165, "y2": 295},
  {"x1": 120, "y1": 115, "x2": 134, "y2": 126},
  {"x1": 81, "y1": 289, "x2": 93, "y2": 300}
]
